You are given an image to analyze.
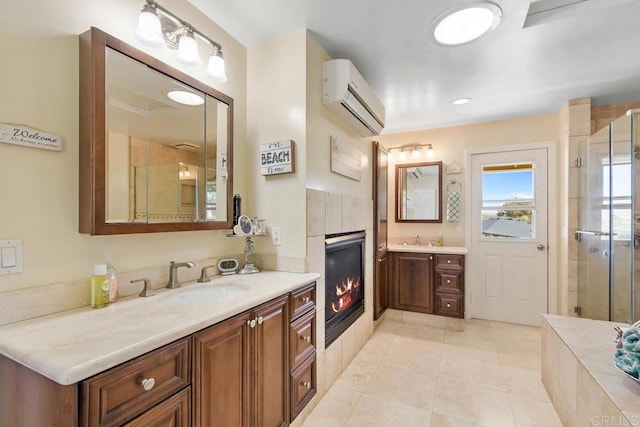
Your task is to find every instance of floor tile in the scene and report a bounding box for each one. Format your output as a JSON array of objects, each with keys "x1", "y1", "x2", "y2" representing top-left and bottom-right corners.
[
  {"x1": 508, "y1": 393, "x2": 562, "y2": 427},
  {"x1": 344, "y1": 393, "x2": 431, "y2": 427},
  {"x1": 305, "y1": 318, "x2": 559, "y2": 427}
]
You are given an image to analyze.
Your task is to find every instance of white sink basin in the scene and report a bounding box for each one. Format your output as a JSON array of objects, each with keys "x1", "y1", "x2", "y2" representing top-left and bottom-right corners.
[{"x1": 160, "y1": 284, "x2": 249, "y2": 305}]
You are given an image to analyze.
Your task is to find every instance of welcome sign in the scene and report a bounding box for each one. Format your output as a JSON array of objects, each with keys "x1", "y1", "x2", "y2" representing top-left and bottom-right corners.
[
  {"x1": 260, "y1": 140, "x2": 295, "y2": 176},
  {"x1": 0, "y1": 123, "x2": 62, "y2": 152}
]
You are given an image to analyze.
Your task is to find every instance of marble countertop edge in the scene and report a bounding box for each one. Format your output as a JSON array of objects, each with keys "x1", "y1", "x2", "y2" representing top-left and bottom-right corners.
[{"x1": 0, "y1": 271, "x2": 320, "y2": 385}]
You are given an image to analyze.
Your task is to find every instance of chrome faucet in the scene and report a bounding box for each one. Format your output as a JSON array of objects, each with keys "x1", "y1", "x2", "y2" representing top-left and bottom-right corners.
[
  {"x1": 415, "y1": 235, "x2": 420, "y2": 245},
  {"x1": 166, "y1": 261, "x2": 196, "y2": 289}
]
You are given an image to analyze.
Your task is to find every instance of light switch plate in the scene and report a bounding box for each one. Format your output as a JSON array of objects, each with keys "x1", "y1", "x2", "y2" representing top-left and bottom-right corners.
[{"x1": 0, "y1": 240, "x2": 23, "y2": 275}]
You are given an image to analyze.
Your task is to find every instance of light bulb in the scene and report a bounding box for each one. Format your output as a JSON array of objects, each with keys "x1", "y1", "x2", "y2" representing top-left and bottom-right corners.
[
  {"x1": 176, "y1": 30, "x2": 201, "y2": 65},
  {"x1": 206, "y1": 48, "x2": 227, "y2": 82},
  {"x1": 426, "y1": 145, "x2": 435, "y2": 158},
  {"x1": 398, "y1": 150, "x2": 407, "y2": 161},
  {"x1": 387, "y1": 151, "x2": 394, "y2": 162},
  {"x1": 412, "y1": 147, "x2": 421, "y2": 159},
  {"x1": 135, "y1": 4, "x2": 163, "y2": 46}
]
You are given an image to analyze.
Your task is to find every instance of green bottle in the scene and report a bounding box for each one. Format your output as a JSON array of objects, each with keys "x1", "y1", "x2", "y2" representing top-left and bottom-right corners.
[{"x1": 91, "y1": 264, "x2": 110, "y2": 309}]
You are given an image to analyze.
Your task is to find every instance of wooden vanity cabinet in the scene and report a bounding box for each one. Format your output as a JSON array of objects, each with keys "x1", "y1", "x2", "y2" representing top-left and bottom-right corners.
[
  {"x1": 389, "y1": 252, "x2": 465, "y2": 318},
  {"x1": 193, "y1": 294, "x2": 289, "y2": 427},
  {"x1": 288, "y1": 283, "x2": 317, "y2": 422},
  {"x1": 390, "y1": 252, "x2": 434, "y2": 313},
  {"x1": 434, "y1": 254, "x2": 465, "y2": 318}
]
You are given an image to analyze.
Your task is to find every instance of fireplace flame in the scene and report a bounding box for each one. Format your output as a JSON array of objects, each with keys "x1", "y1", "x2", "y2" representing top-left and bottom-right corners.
[{"x1": 331, "y1": 276, "x2": 361, "y2": 313}]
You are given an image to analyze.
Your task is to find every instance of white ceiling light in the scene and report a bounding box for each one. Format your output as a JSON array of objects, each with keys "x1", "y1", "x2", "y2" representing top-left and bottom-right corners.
[
  {"x1": 167, "y1": 90, "x2": 205, "y2": 106},
  {"x1": 432, "y1": 2, "x2": 502, "y2": 46},
  {"x1": 452, "y1": 97, "x2": 472, "y2": 105}
]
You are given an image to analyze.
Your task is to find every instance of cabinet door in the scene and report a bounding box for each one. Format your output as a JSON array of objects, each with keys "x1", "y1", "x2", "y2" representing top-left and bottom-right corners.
[
  {"x1": 193, "y1": 311, "x2": 252, "y2": 427},
  {"x1": 254, "y1": 295, "x2": 289, "y2": 427},
  {"x1": 392, "y1": 253, "x2": 433, "y2": 313},
  {"x1": 374, "y1": 251, "x2": 388, "y2": 319}
]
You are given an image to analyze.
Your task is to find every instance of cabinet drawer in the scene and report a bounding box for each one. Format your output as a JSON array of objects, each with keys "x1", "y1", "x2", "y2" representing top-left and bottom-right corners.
[
  {"x1": 435, "y1": 270, "x2": 463, "y2": 293},
  {"x1": 290, "y1": 354, "x2": 316, "y2": 421},
  {"x1": 81, "y1": 338, "x2": 190, "y2": 427},
  {"x1": 434, "y1": 254, "x2": 464, "y2": 270},
  {"x1": 290, "y1": 283, "x2": 316, "y2": 320},
  {"x1": 290, "y1": 309, "x2": 316, "y2": 368},
  {"x1": 124, "y1": 387, "x2": 190, "y2": 427},
  {"x1": 435, "y1": 293, "x2": 464, "y2": 318}
]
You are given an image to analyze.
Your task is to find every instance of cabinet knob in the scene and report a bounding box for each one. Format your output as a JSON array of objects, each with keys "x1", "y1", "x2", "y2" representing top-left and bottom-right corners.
[
  {"x1": 302, "y1": 296, "x2": 310, "y2": 303},
  {"x1": 247, "y1": 319, "x2": 257, "y2": 328},
  {"x1": 429, "y1": 256, "x2": 433, "y2": 260},
  {"x1": 447, "y1": 279, "x2": 451, "y2": 284},
  {"x1": 446, "y1": 303, "x2": 451, "y2": 308},
  {"x1": 302, "y1": 381, "x2": 311, "y2": 389},
  {"x1": 301, "y1": 335, "x2": 311, "y2": 343},
  {"x1": 141, "y1": 378, "x2": 155, "y2": 391},
  {"x1": 377, "y1": 258, "x2": 382, "y2": 263},
  {"x1": 257, "y1": 316, "x2": 263, "y2": 325},
  {"x1": 447, "y1": 259, "x2": 451, "y2": 264}
]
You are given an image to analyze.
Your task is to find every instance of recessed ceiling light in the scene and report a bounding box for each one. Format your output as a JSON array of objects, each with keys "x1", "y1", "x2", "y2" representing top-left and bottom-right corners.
[
  {"x1": 432, "y1": 2, "x2": 502, "y2": 46},
  {"x1": 167, "y1": 90, "x2": 204, "y2": 106},
  {"x1": 452, "y1": 97, "x2": 472, "y2": 105}
]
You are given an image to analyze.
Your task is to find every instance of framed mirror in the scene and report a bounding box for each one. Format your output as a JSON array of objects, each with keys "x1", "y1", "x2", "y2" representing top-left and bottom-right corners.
[
  {"x1": 79, "y1": 27, "x2": 233, "y2": 234},
  {"x1": 395, "y1": 161, "x2": 442, "y2": 223}
]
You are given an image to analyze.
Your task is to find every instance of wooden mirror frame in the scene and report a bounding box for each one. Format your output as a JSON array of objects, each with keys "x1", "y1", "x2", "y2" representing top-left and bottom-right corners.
[
  {"x1": 79, "y1": 27, "x2": 233, "y2": 235},
  {"x1": 395, "y1": 161, "x2": 443, "y2": 223}
]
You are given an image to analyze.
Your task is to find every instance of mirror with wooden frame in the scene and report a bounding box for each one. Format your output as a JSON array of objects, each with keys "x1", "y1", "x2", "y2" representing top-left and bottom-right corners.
[
  {"x1": 79, "y1": 27, "x2": 233, "y2": 234},
  {"x1": 395, "y1": 161, "x2": 442, "y2": 223}
]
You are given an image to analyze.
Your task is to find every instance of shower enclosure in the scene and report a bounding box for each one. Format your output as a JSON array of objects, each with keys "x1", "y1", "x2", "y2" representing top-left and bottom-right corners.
[{"x1": 577, "y1": 110, "x2": 639, "y2": 323}]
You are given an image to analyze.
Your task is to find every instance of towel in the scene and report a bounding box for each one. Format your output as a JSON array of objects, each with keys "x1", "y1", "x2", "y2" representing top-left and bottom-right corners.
[
  {"x1": 614, "y1": 348, "x2": 640, "y2": 378},
  {"x1": 447, "y1": 191, "x2": 461, "y2": 222},
  {"x1": 623, "y1": 327, "x2": 640, "y2": 353}
]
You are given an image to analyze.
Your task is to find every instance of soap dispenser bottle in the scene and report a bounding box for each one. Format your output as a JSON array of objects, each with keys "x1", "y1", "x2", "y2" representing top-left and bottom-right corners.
[
  {"x1": 106, "y1": 253, "x2": 119, "y2": 303},
  {"x1": 91, "y1": 264, "x2": 110, "y2": 309}
]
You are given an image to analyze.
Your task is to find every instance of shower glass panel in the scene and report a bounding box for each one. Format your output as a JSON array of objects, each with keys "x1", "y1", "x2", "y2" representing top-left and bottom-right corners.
[{"x1": 577, "y1": 111, "x2": 638, "y2": 323}]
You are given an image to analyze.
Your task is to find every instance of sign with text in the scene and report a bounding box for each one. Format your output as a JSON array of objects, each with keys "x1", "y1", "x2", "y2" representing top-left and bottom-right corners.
[
  {"x1": 260, "y1": 140, "x2": 295, "y2": 176},
  {"x1": 0, "y1": 123, "x2": 62, "y2": 152}
]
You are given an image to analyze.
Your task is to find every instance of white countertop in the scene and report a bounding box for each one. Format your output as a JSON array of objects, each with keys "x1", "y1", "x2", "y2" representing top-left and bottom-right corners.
[
  {"x1": 0, "y1": 271, "x2": 320, "y2": 385},
  {"x1": 387, "y1": 244, "x2": 468, "y2": 255}
]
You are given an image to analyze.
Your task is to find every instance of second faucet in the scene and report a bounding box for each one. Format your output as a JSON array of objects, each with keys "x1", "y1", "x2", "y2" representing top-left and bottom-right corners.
[{"x1": 166, "y1": 261, "x2": 196, "y2": 289}]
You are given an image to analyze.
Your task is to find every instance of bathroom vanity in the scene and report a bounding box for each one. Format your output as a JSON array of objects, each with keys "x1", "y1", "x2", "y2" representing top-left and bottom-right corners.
[
  {"x1": 387, "y1": 245, "x2": 467, "y2": 318},
  {"x1": 0, "y1": 272, "x2": 318, "y2": 426}
]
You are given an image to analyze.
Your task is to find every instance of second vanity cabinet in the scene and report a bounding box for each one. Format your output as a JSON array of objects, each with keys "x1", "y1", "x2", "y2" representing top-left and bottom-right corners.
[{"x1": 389, "y1": 251, "x2": 465, "y2": 318}]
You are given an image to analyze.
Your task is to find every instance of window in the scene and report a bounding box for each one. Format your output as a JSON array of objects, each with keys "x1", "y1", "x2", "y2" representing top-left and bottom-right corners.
[
  {"x1": 602, "y1": 156, "x2": 632, "y2": 241},
  {"x1": 481, "y1": 163, "x2": 535, "y2": 239}
]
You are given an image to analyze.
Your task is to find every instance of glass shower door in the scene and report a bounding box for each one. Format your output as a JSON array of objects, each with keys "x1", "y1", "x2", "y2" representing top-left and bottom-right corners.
[{"x1": 577, "y1": 112, "x2": 636, "y2": 323}]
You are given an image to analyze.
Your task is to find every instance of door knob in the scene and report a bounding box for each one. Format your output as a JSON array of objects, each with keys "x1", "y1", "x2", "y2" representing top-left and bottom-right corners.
[{"x1": 537, "y1": 244, "x2": 546, "y2": 251}]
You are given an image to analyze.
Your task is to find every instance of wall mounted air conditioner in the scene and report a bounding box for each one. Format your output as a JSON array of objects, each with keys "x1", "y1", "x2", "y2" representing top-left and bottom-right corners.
[{"x1": 322, "y1": 59, "x2": 385, "y2": 137}]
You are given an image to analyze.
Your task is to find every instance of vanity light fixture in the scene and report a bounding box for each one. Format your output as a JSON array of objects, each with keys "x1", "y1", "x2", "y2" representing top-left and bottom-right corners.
[
  {"x1": 135, "y1": 0, "x2": 227, "y2": 82},
  {"x1": 431, "y1": 2, "x2": 502, "y2": 46},
  {"x1": 167, "y1": 90, "x2": 205, "y2": 106},
  {"x1": 387, "y1": 143, "x2": 435, "y2": 162}
]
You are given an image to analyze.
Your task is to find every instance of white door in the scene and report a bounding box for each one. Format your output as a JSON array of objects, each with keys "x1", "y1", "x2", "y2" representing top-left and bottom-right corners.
[{"x1": 469, "y1": 148, "x2": 548, "y2": 326}]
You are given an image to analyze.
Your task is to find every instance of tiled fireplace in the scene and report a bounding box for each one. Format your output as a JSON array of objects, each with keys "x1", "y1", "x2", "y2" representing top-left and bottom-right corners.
[{"x1": 324, "y1": 231, "x2": 365, "y2": 347}]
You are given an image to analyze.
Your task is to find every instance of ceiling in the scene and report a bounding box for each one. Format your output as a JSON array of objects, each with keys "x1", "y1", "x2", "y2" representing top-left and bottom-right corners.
[{"x1": 190, "y1": 0, "x2": 640, "y2": 134}]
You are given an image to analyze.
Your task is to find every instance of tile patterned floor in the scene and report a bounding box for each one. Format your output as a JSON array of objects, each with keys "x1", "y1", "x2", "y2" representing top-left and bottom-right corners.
[{"x1": 304, "y1": 319, "x2": 562, "y2": 427}]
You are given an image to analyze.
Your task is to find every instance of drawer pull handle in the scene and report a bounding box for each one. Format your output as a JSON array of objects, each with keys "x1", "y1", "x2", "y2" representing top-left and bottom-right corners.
[
  {"x1": 302, "y1": 381, "x2": 311, "y2": 389},
  {"x1": 141, "y1": 378, "x2": 155, "y2": 391},
  {"x1": 447, "y1": 259, "x2": 451, "y2": 264},
  {"x1": 447, "y1": 279, "x2": 451, "y2": 284},
  {"x1": 257, "y1": 316, "x2": 263, "y2": 325},
  {"x1": 301, "y1": 335, "x2": 311, "y2": 343},
  {"x1": 302, "y1": 296, "x2": 311, "y2": 303},
  {"x1": 446, "y1": 303, "x2": 451, "y2": 308},
  {"x1": 247, "y1": 319, "x2": 257, "y2": 328}
]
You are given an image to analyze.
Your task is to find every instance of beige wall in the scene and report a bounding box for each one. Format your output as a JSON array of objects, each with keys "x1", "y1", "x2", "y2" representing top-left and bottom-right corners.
[
  {"x1": 377, "y1": 113, "x2": 560, "y2": 244},
  {"x1": 0, "y1": 0, "x2": 248, "y2": 292}
]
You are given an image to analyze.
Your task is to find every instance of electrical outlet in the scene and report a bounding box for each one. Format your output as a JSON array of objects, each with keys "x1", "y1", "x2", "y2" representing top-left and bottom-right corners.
[{"x1": 271, "y1": 227, "x2": 282, "y2": 246}]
